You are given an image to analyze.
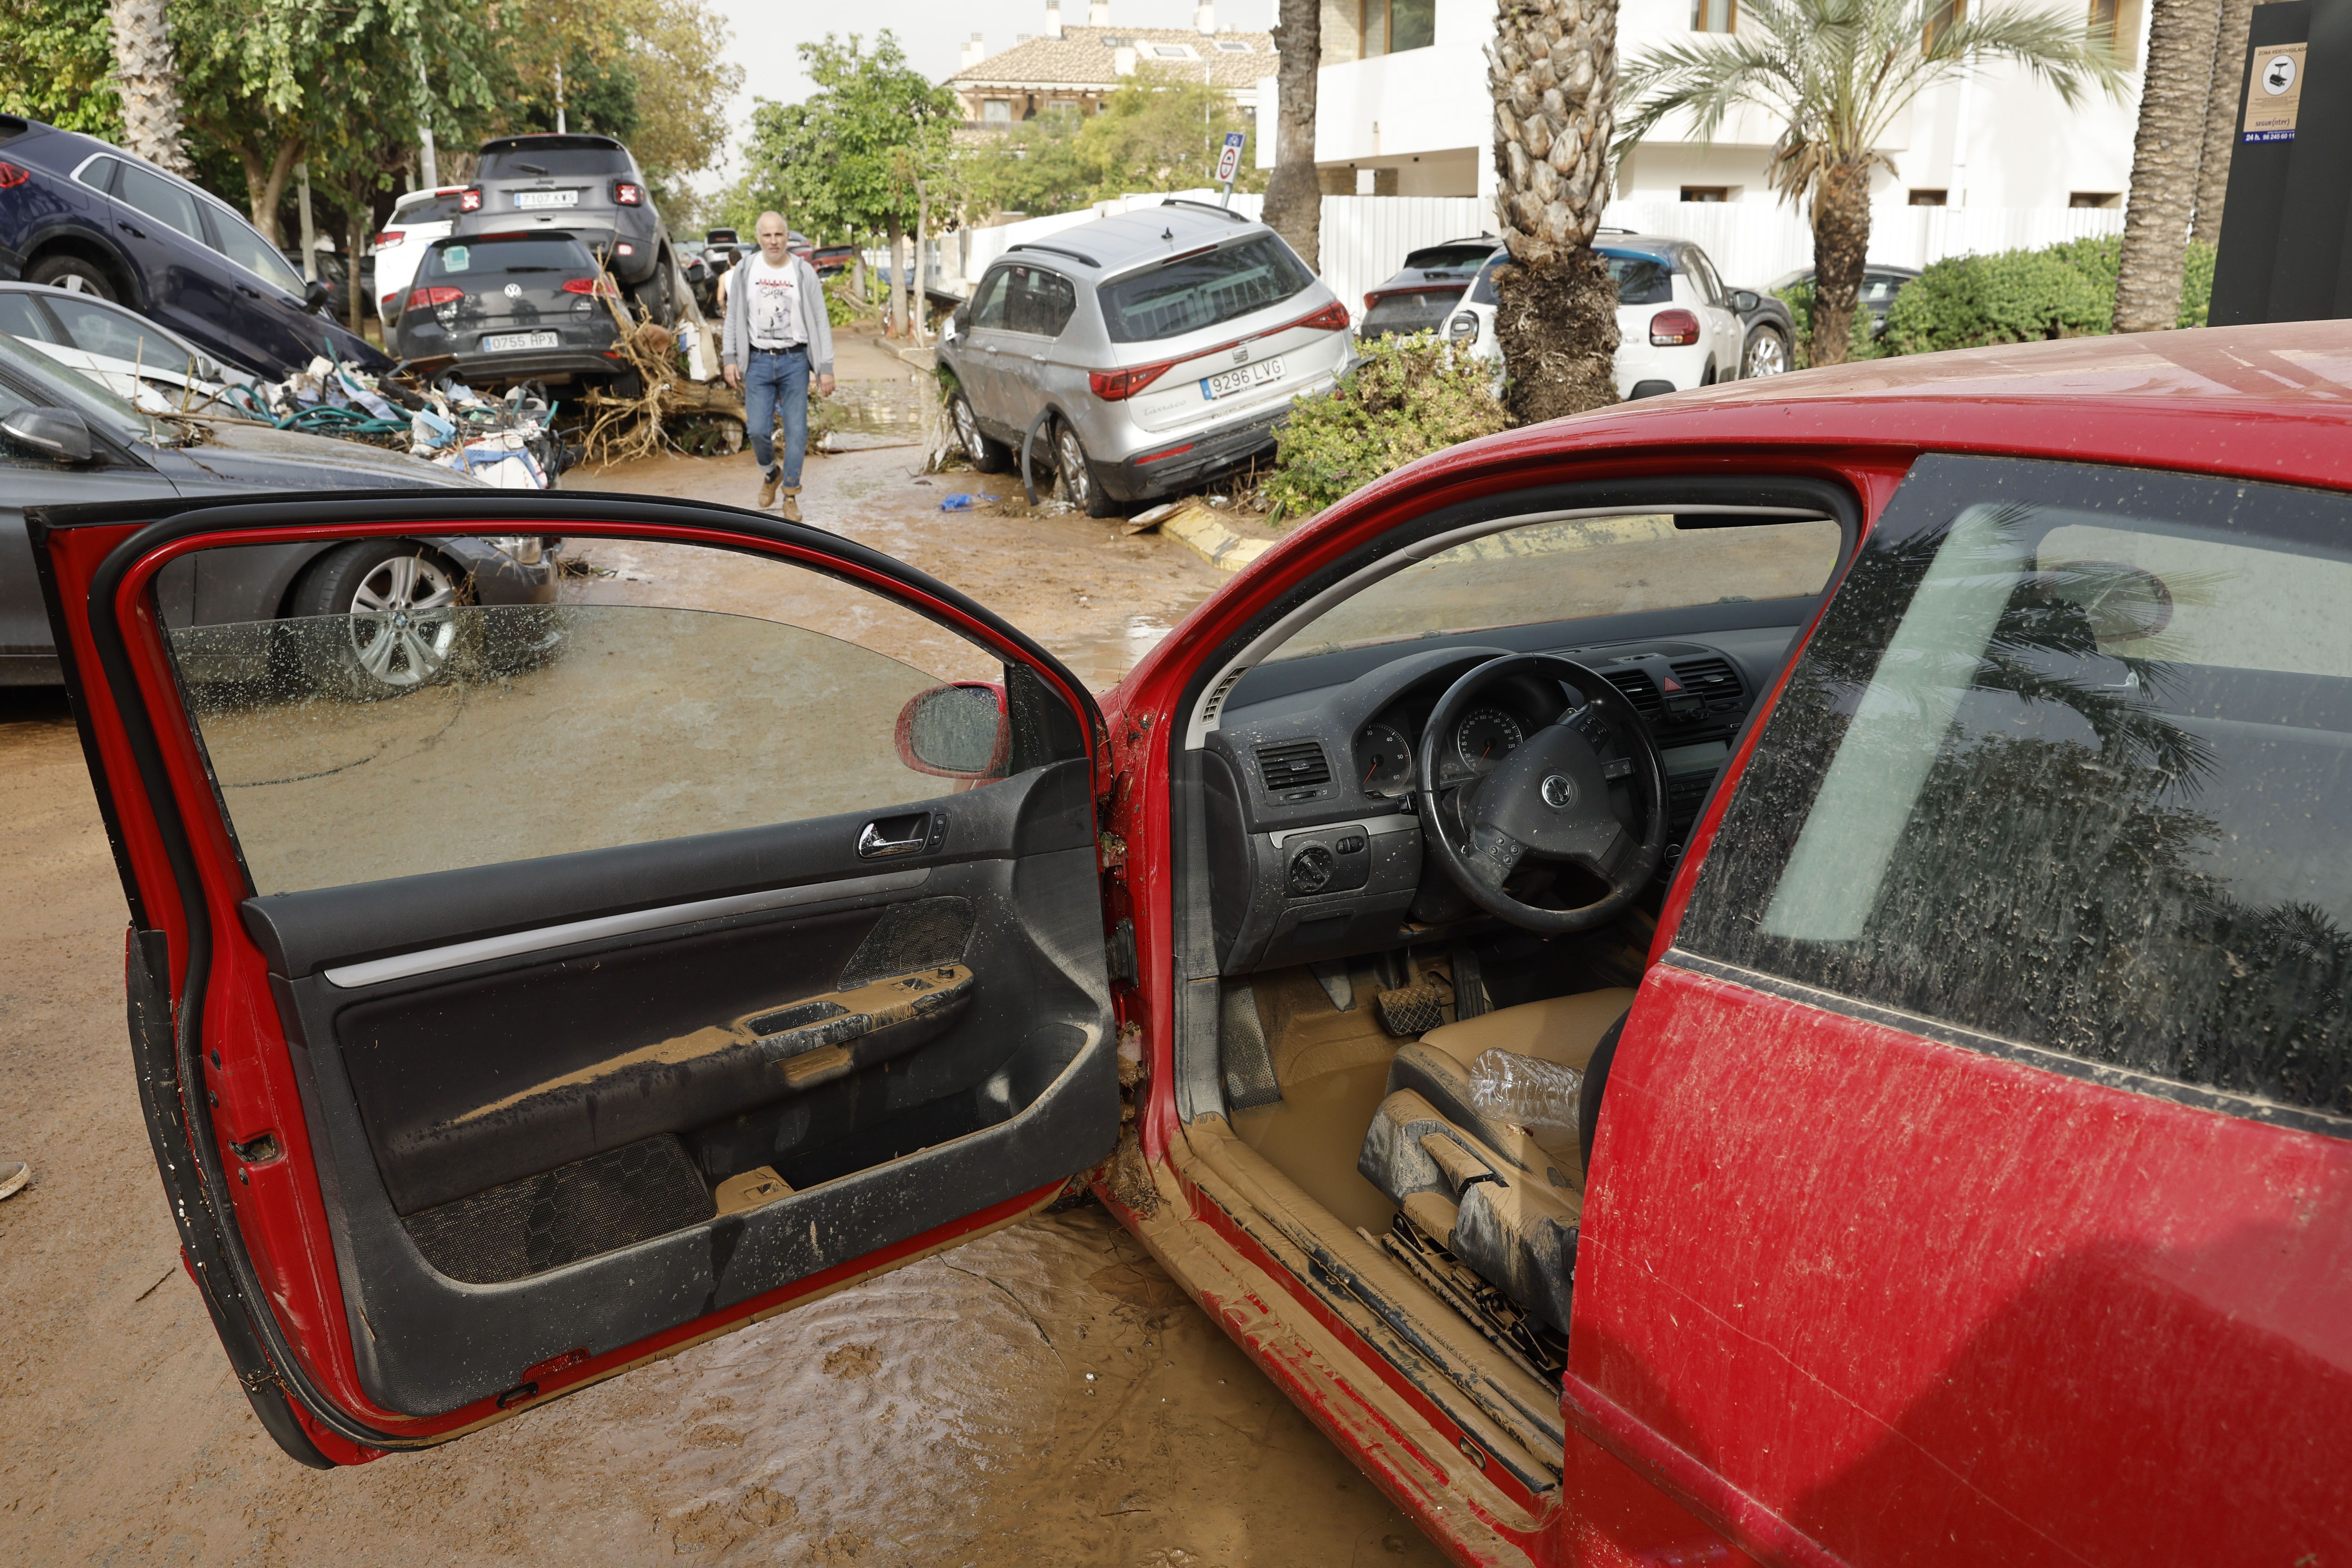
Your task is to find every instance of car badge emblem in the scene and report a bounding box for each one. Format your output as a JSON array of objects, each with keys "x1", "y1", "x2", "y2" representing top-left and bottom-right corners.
[
  {"x1": 503, "y1": 282, "x2": 523, "y2": 299},
  {"x1": 1232, "y1": 346, "x2": 1250, "y2": 364},
  {"x1": 1541, "y1": 774, "x2": 1577, "y2": 809}
]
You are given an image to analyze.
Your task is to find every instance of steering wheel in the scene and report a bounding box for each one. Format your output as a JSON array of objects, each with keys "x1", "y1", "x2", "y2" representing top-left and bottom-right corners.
[{"x1": 1413, "y1": 654, "x2": 1670, "y2": 935}]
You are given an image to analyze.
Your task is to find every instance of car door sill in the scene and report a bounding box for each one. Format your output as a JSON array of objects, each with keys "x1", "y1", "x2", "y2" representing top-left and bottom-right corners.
[{"x1": 322, "y1": 867, "x2": 933, "y2": 987}]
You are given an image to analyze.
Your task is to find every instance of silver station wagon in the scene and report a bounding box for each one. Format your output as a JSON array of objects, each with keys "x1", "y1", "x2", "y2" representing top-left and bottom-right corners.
[{"x1": 939, "y1": 201, "x2": 1352, "y2": 515}]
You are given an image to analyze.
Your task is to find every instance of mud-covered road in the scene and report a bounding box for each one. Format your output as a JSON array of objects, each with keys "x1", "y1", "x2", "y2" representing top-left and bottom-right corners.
[{"x1": 0, "y1": 329, "x2": 1452, "y2": 1566}]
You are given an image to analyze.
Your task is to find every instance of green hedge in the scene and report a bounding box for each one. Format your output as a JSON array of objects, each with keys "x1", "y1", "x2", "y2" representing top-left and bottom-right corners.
[
  {"x1": 1265, "y1": 333, "x2": 1509, "y2": 523},
  {"x1": 1773, "y1": 237, "x2": 2216, "y2": 366}
]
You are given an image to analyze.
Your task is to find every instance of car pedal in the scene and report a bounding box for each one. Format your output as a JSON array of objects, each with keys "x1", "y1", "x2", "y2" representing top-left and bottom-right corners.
[{"x1": 1376, "y1": 983, "x2": 1447, "y2": 1037}]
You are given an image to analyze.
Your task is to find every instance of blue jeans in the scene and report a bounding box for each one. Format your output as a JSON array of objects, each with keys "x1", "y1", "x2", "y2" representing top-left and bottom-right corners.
[{"x1": 743, "y1": 346, "x2": 809, "y2": 483}]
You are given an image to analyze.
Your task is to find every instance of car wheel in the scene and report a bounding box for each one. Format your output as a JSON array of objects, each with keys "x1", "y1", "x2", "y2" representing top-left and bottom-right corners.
[
  {"x1": 950, "y1": 389, "x2": 1012, "y2": 474},
  {"x1": 286, "y1": 540, "x2": 467, "y2": 700},
  {"x1": 1741, "y1": 325, "x2": 1791, "y2": 379},
  {"x1": 28, "y1": 254, "x2": 119, "y2": 301},
  {"x1": 1053, "y1": 419, "x2": 1119, "y2": 518},
  {"x1": 630, "y1": 252, "x2": 678, "y2": 327}
]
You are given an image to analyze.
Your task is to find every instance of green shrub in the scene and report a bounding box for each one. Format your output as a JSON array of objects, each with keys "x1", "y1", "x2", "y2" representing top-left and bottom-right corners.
[
  {"x1": 1878, "y1": 236, "x2": 2218, "y2": 356},
  {"x1": 1265, "y1": 333, "x2": 1510, "y2": 524},
  {"x1": 1771, "y1": 279, "x2": 1885, "y2": 368}
]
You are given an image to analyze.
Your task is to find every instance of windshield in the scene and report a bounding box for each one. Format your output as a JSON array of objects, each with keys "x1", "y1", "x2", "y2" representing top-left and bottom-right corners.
[
  {"x1": 0, "y1": 326, "x2": 176, "y2": 443},
  {"x1": 425, "y1": 237, "x2": 594, "y2": 278},
  {"x1": 1467, "y1": 248, "x2": 1673, "y2": 307},
  {"x1": 480, "y1": 143, "x2": 633, "y2": 179},
  {"x1": 1266, "y1": 514, "x2": 1846, "y2": 661},
  {"x1": 1100, "y1": 234, "x2": 1315, "y2": 343}
]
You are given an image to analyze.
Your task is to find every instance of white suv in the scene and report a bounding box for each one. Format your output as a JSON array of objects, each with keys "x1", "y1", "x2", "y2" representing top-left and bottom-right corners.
[
  {"x1": 1446, "y1": 235, "x2": 1794, "y2": 396},
  {"x1": 370, "y1": 187, "x2": 471, "y2": 325}
]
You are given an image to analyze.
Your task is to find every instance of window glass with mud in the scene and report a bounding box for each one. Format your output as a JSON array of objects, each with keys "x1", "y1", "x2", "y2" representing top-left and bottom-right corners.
[{"x1": 1683, "y1": 454, "x2": 2352, "y2": 1127}]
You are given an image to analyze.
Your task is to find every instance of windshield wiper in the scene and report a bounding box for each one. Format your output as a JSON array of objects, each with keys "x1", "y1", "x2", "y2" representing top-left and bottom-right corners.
[{"x1": 513, "y1": 161, "x2": 550, "y2": 176}]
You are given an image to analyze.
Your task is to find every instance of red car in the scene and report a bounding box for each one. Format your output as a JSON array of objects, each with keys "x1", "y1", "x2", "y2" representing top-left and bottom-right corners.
[{"x1": 31, "y1": 323, "x2": 2350, "y2": 1565}]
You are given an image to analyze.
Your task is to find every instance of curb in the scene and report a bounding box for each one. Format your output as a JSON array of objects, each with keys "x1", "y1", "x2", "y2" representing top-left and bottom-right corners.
[{"x1": 1148, "y1": 500, "x2": 1273, "y2": 574}]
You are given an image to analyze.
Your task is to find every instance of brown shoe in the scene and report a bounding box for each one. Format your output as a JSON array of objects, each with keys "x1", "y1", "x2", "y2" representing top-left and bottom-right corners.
[
  {"x1": 779, "y1": 485, "x2": 802, "y2": 523},
  {"x1": 757, "y1": 467, "x2": 781, "y2": 508},
  {"x1": 0, "y1": 1161, "x2": 27, "y2": 1201}
]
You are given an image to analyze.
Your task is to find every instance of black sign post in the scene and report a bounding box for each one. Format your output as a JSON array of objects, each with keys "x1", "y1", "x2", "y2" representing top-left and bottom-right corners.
[{"x1": 2211, "y1": 0, "x2": 2352, "y2": 323}]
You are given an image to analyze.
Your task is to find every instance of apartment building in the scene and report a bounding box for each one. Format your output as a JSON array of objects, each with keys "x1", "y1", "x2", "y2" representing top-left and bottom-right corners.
[{"x1": 944, "y1": 2, "x2": 1276, "y2": 128}]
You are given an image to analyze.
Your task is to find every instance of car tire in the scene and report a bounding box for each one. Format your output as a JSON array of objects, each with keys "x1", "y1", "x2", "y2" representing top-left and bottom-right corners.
[
  {"x1": 630, "y1": 251, "x2": 678, "y2": 328},
  {"x1": 1740, "y1": 325, "x2": 1791, "y2": 379},
  {"x1": 27, "y1": 253, "x2": 119, "y2": 301},
  {"x1": 1053, "y1": 418, "x2": 1120, "y2": 519},
  {"x1": 285, "y1": 540, "x2": 469, "y2": 700},
  {"x1": 950, "y1": 389, "x2": 1013, "y2": 474}
]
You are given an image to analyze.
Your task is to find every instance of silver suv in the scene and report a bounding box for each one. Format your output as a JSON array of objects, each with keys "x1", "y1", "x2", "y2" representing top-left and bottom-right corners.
[
  {"x1": 454, "y1": 134, "x2": 677, "y2": 324},
  {"x1": 939, "y1": 201, "x2": 1350, "y2": 516}
]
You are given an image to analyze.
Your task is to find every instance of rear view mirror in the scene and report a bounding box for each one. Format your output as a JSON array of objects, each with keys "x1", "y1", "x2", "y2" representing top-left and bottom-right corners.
[
  {"x1": 2, "y1": 406, "x2": 93, "y2": 462},
  {"x1": 1731, "y1": 289, "x2": 1760, "y2": 312},
  {"x1": 304, "y1": 278, "x2": 332, "y2": 312},
  {"x1": 895, "y1": 682, "x2": 1009, "y2": 779}
]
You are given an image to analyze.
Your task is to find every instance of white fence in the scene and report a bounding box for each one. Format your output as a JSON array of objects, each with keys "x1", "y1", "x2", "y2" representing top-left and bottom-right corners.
[{"x1": 941, "y1": 190, "x2": 2129, "y2": 314}]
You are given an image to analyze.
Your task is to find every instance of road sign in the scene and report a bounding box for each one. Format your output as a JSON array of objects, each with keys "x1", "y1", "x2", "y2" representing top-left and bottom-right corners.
[{"x1": 1216, "y1": 132, "x2": 1246, "y2": 185}]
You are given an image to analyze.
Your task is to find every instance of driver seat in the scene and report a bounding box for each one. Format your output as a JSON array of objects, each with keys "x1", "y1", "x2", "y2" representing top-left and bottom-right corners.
[{"x1": 1357, "y1": 988, "x2": 1634, "y2": 1337}]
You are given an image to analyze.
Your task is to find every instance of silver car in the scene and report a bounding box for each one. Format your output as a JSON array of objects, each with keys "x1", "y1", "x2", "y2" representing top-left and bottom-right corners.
[{"x1": 939, "y1": 201, "x2": 1352, "y2": 516}]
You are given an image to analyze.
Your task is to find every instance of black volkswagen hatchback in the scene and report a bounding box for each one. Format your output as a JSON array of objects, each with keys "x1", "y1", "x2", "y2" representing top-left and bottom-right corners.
[{"x1": 390, "y1": 232, "x2": 624, "y2": 388}]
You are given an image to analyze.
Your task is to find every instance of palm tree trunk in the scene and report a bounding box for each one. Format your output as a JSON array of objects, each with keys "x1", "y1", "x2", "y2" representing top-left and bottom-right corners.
[
  {"x1": 885, "y1": 214, "x2": 908, "y2": 338},
  {"x1": 1487, "y1": 0, "x2": 1622, "y2": 423},
  {"x1": 1809, "y1": 161, "x2": 1873, "y2": 367},
  {"x1": 2190, "y1": 0, "x2": 2254, "y2": 245},
  {"x1": 2116, "y1": 0, "x2": 2223, "y2": 331},
  {"x1": 107, "y1": 0, "x2": 192, "y2": 175},
  {"x1": 913, "y1": 179, "x2": 931, "y2": 346},
  {"x1": 1264, "y1": 0, "x2": 1323, "y2": 272}
]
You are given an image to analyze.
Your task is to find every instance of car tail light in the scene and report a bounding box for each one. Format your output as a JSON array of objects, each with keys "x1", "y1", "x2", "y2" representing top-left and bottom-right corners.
[
  {"x1": 381, "y1": 290, "x2": 401, "y2": 310},
  {"x1": 614, "y1": 242, "x2": 634, "y2": 257},
  {"x1": 1136, "y1": 442, "x2": 1195, "y2": 465},
  {"x1": 373, "y1": 229, "x2": 405, "y2": 248},
  {"x1": 406, "y1": 285, "x2": 464, "y2": 310},
  {"x1": 0, "y1": 161, "x2": 34, "y2": 189},
  {"x1": 1294, "y1": 300, "x2": 1350, "y2": 332},
  {"x1": 560, "y1": 277, "x2": 620, "y2": 296},
  {"x1": 614, "y1": 181, "x2": 643, "y2": 206},
  {"x1": 458, "y1": 187, "x2": 483, "y2": 213},
  {"x1": 1649, "y1": 308, "x2": 1700, "y2": 346},
  {"x1": 1091, "y1": 361, "x2": 1177, "y2": 400}
]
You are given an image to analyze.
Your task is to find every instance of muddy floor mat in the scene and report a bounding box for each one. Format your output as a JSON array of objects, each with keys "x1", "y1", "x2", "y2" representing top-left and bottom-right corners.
[
  {"x1": 1220, "y1": 981, "x2": 1282, "y2": 1110},
  {"x1": 405, "y1": 1134, "x2": 715, "y2": 1284}
]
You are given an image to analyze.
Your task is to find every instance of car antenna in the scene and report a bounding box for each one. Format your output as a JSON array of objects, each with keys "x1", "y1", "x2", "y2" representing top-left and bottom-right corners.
[{"x1": 1162, "y1": 227, "x2": 1174, "y2": 241}]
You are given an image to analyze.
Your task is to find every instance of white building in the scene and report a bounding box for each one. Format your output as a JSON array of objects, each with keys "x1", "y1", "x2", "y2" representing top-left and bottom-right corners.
[{"x1": 1252, "y1": 0, "x2": 2149, "y2": 276}]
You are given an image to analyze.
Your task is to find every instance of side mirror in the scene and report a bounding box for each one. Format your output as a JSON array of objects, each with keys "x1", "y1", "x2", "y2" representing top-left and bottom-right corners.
[
  {"x1": 2, "y1": 407, "x2": 93, "y2": 462},
  {"x1": 951, "y1": 303, "x2": 971, "y2": 336},
  {"x1": 1730, "y1": 289, "x2": 1760, "y2": 312},
  {"x1": 304, "y1": 278, "x2": 332, "y2": 312},
  {"x1": 895, "y1": 682, "x2": 1009, "y2": 779}
]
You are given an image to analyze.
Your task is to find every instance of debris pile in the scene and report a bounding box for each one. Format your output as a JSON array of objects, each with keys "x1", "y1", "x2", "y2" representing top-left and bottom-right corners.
[{"x1": 201, "y1": 354, "x2": 568, "y2": 488}]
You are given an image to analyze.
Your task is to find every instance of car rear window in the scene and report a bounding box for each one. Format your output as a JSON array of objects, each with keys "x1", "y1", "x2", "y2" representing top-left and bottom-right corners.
[
  {"x1": 395, "y1": 193, "x2": 470, "y2": 225},
  {"x1": 479, "y1": 143, "x2": 633, "y2": 179},
  {"x1": 1100, "y1": 234, "x2": 1315, "y2": 343},
  {"x1": 1682, "y1": 454, "x2": 2352, "y2": 1130},
  {"x1": 1359, "y1": 287, "x2": 1463, "y2": 339},
  {"x1": 425, "y1": 237, "x2": 595, "y2": 278},
  {"x1": 1400, "y1": 244, "x2": 1499, "y2": 276},
  {"x1": 1465, "y1": 249, "x2": 1671, "y2": 306}
]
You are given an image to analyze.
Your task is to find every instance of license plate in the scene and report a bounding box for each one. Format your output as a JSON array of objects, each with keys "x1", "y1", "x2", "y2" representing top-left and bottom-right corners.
[
  {"x1": 513, "y1": 189, "x2": 578, "y2": 209},
  {"x1": 1200, "y1": 356, "x2": 1284, "y2": 400},
  {"x1": 482, "y1": 330, "x2": 561, "y2": 352}
]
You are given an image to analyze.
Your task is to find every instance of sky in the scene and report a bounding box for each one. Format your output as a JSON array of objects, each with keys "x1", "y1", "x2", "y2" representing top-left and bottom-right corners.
[{"x1": 693, "y1": 0, "x2": 1276, "y2": 191}]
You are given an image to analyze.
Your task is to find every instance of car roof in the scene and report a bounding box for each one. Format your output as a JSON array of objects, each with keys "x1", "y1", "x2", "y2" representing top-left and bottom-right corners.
[
  {"x1": 0, "y1": 279, "x2": 208, "y2": 349},
  {"x1": 1327, "y1": 322, "x2": 2352, "y2": 514},
  {"x1": 479, "y1": 133, "x2": 627, "y2": 153},
  {"x1": 998, "y1": 201, "x2": 1271, "y2": 276}
]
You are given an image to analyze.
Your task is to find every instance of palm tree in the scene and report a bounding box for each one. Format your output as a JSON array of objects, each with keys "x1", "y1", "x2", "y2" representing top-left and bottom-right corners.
[
  {"x1": 107, "y1": 0, "x2": 193, "y2": 175},
  {"x1": 2116, "y1": 0, "x2": 2221, "y2": 330},
  {"x1": 2189, "y1": 0, "x2": 2254, "y2": 245},
  {"x1": 1265, "y1": 0, "x2": 1323, "y2": 272},
  {"x1": 1489, "y1": 0, "x2": 1626, "y2": 422},
  {"x1": 1618, "y1": 0, "x2": 2122, "y2": 366}
]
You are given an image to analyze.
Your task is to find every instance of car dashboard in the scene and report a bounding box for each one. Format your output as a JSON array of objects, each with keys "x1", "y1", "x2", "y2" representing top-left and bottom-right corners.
[{"x1": 1198, "y1": 626, "x2": 1795, "y2": 975}]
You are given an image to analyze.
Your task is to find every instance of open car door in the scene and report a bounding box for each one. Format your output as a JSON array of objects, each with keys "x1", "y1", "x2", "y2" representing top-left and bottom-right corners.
[{"x1": 32, "y1": 492, "x2": 1120, "y2": 1466}]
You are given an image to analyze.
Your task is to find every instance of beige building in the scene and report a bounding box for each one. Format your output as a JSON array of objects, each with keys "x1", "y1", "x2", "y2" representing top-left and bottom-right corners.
[{"x1": 944, "y1": 2, "x2": 1274, "y2": 128}]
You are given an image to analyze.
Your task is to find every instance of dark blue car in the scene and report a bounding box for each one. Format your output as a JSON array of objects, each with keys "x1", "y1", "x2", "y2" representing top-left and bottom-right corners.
[{"x1": 0, "y1": 115, "x2": 387, "y2": 379}]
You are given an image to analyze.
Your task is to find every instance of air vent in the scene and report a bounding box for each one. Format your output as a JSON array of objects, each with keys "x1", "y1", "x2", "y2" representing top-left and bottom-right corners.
[
  {"x1": 1601, "y1": 668, "x2": 1662, "y2": 720},
  {"x1": 1255, "y1": 740, "x2": 1331, "y2": 791},
  {"x1": 1670, "y1": 656, "x2": 1742, "y2": 698}
]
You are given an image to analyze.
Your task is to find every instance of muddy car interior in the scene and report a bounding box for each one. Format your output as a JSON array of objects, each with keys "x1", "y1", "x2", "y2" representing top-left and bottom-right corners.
[
  {"x1": 1167, "y1": 480, "x2": 1858, "y2": 1494},
  {"x1": 151, "y1": 528, "x2": 1117, "y2": 1419}
]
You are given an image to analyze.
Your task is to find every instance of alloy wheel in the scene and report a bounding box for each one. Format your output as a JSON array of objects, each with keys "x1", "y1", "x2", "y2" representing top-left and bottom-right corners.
[
  {"x1": 341, "y1": 553, "x2": 461, "y2": 689},
  {"x1": 1056, "y1": 425, "x2": 1091, "y2": 508},
  {"x1": 1744, "y1": 330, "x2": 1789, "y2": 379},
  {"x1": 953, "y1": 396, "x2": 986, "y2": 460}
]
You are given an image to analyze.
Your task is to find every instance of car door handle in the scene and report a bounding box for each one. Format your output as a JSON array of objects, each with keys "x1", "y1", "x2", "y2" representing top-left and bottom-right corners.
[
  {"x1": 980, "y1": 344, "x2": 998, "y2": 354},
  {"x1": 1030, "y1": 353, "x2": 1046, "y2": 363},
  {"x1": 117, "y1": 219, "x2": 145, "y2": 240},
  {"x1": 857, "y1": 812, "x2": 935, "y2": 858},
  {"x1": 238, "y1": 284, "x2": 261, "y2": 299}
]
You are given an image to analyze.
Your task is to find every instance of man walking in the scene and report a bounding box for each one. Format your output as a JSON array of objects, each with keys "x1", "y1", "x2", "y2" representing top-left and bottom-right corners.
[{"x1": 722, "y1": 211, "x2": 835, "y2": 521}]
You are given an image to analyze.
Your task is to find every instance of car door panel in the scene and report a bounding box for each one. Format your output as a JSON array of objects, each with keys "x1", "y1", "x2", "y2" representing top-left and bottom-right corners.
[{"x1": 33, "y1": 492, "x2": 1119, "y2": 1452}]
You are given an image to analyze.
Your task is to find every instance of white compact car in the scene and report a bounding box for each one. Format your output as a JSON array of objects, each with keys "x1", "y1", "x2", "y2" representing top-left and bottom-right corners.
[
  {"x1": 370, "y1": 187, "x2": 472, "y2": 325},
  {"x1": 1447, "y1": 235, "x2": 1794, "y2": 396}
]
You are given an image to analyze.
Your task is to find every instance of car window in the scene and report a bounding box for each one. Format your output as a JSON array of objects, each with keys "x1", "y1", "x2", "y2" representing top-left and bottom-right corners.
[
  {"x1": 159, "y1": 536, "x2": 1077, "y2": 895},
  {"x1": 0, "y1": 327, "x2": 153, "y2": 443},
  {"x1": 1003, "y1": 265, "x2": 1077, "y2": 336},
  {"x1": 113, "y1": 161, "x2": 203, "y2": 242},
  {"x1": 424, "y1": 237, "x2": 592, "y2": 278},
  {"x1": 1359, "y1": 289, "x2": 1459, "y2": 339},
  {"x1": 394, "y1": 192, "x2": 469, "y2": 225},
  {"x1": 1860, "y1": 274, "x2": 1907, "y2": 306},
  {"x1": 0, "y1": 292, "x2": 58, "y2": 343},
  {"x1": 42, "y1": 294, "x2": 200, "y2": 379},
  {"x1": 969, "y1": 268, "x2": 1013, "y2": 330},
  {"x1": 1467, "y1": 251, "x2": 1509, "y2": 306},
  {"x1": 74, "y1": 154, "x2": 122, "y2": 194},
  {"x1": 1601, "y1": 251, "x2": 1675, "y2": 307},
  {"x1": 1099, "y1": 234, "x2": 1314, "y2": 343},
  {"x1": 1400, "y1": 244, "x2": 1499, "y2": 276},
  {"x1": 1683, "y1": 454, "x2": 2352, "y2": 1127},
  {"x1": 201, "y1": 203, "x2": 307, "y2": 294},
  {"x1": 1267, "y1": 512, "x2": 1846, "y2": 661},
  {"x1": 479, "y1": 144, "x2": 634, "y2": 179},
  {"x1": 1684, "y1": 249, "x2": 1726, "y2": 306}
]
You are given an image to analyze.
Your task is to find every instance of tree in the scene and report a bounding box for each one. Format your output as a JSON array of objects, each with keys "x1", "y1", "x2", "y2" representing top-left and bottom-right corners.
[
  {"x1": 1264, "y1": 0, "x2": 1321, "y2": 272},
  {"x1": 1487, "y1": 0, "x2": 1625, "y2": 423},
  {"x1": 1619, "y1": 0, "x2": 2122, "y2": 367},
  {"x1": 2115, "y1": 0, "x2": 2221, "y2": 330},
  {"x1": 2189, "y1": 0, "x2": 2253, "y2": 245},
  {"x1": 967, "y1": 69, "x2": 1263, "y2": 218},
  {"x1": 107, "y1": 0, "x2": 192, "y2": 172},
  {"x1": 0, "y1": 0, "x2": 121, "y2": 138}
]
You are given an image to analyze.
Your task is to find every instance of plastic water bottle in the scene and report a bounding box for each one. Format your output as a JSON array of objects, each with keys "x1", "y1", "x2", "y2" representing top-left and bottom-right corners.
[{"x1": 1467, "y1": 1049, "x2": 1583, "y2": 1147}]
